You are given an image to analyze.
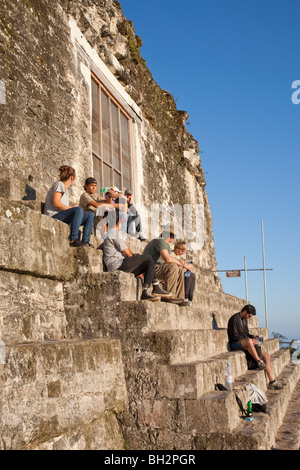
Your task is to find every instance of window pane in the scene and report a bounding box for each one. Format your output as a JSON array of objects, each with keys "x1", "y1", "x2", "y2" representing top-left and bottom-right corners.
[
  {"x1": 103, "y1": 163, "x2": 112, "y2": 187},
  {"x1": 92, "y1": 80, "x2": 100, "y2": 155},
  {"x1": 123, "y1": 176, "x2": 131, "y2": 193},
  {"x1": 111, "y1": 102, "x2": 120, "y2": 171},
  {"x1": 121, "y1": 112, "x2": 131, "y2": 187},
  {"x1": 101, "y1": 90, "x2": 111, "y2": 164},
  {"x1": 114, "y1": 171, "x2": 121, "y2": 190},
  {"x1": 93, "y1": 154, "x2": 101, "y2": 187}
]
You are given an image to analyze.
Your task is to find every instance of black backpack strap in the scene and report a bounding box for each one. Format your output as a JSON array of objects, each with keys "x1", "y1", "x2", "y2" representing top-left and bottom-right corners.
[{"x1": 215, "y1": 383, "x2": 247, "y2": 416}]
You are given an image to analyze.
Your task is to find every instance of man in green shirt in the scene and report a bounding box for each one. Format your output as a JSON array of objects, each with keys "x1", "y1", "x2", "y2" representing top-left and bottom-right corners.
[{"x1": 143, "y1": 225, "x2": 188, "y2": 302}]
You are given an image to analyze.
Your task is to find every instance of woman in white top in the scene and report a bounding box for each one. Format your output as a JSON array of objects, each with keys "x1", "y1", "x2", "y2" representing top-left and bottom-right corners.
[{"x1": 44, "y1": 166, "x2": 94, "y2": 247}]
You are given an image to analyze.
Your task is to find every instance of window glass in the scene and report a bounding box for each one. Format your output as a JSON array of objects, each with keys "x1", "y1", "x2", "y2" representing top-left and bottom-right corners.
[
  {"x1": 92, "y1": 79, "x2": 100, "y2": 155},
  {"x1": 101, "y1": 90, "x2": 110, "y2": 164},
  {"x1": 92, "y1": 76, "x2": 132, "y2": 191}
]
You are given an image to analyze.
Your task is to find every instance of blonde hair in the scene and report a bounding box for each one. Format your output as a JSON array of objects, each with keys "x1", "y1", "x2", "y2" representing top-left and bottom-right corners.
[
  {"x1": 59, "y1": 165, "x2": 76, "y2": 181},
  {"x1": 174, "y1": 240, "x2": 186, "y2": 251}
]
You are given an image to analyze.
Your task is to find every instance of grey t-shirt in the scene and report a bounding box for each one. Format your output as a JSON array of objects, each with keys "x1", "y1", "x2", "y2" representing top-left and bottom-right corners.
[
  {"x1": 44, "y1": 181, "x2": 69, "y2": 217},
  {"x1": 103, "y1": 229, "x2": 128, "y2": 272}
]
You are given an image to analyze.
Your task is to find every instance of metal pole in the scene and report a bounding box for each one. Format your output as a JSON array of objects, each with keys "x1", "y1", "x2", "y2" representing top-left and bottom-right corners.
[
  {"x1": 261, "y1": 220, "x2": 268, "y2": 329},
  {"x1": 244, "y1": 256, "x2": 248, "y2": 302}
]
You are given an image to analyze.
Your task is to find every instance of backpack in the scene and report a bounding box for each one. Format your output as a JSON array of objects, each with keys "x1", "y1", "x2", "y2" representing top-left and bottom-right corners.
[
  {"x1": 245, "y1": 383, "x2": 268, "y2": 413},
  {"x1": 245, "y1": 344, "x2": 263, "y2": 370}
]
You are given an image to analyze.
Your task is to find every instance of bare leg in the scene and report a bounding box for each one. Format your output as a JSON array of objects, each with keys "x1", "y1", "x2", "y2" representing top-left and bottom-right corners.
[
  {"x1": 241, "y1": 338, "x2": 261, "y2": 362},
  {"x1": 262, "y1": 351, "x2": 275, "y2": 382}
]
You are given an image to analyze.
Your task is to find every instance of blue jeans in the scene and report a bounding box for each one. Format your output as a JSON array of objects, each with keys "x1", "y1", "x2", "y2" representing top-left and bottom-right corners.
[
  {"x1": 231, "y1": 341, "x2": 245, "y2": 351},
  {"x1": 53, "y1": 207, "x2": 95, "y2": 243}
]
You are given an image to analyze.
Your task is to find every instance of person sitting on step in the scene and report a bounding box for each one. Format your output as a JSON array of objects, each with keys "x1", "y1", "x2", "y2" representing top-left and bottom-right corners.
[
  {"x1": 227, "y1": 305, "x2": 282, "y2": 390},
  {"x1": 173, "y1": 240, "x2": 196, "y2": 307},
  {"x1": 44, "y1": 165, "x2": 94, "y2": 247},
  {"x1": 143, "y1": 224, "x2": 186, "y2": 305},
  {"x1": 102, "y1": 212, "x2": 171, "y2": 302}
]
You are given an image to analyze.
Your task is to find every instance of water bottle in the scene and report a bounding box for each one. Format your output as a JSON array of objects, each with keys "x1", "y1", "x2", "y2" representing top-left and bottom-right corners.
[
  {"x1": 225, "y1": 362, "x2": 233, "y2": 391},
  {"x1": 184, "y1": 261, "x2": 193, "y2": 278},
  {"x1": 246, "y1": 400, "x2": 254, "y2": 421}
]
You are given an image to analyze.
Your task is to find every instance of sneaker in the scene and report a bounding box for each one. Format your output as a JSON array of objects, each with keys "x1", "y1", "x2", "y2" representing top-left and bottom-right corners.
[
  {"x1": 267, "y1": 380, "x2": 282, "y2": 390},
  {"x1": 140, "y1": 289, "x2": 160, "y2": 302},
  {"x1": 151, "y1": 284, "x2": 172, "y2": 297},
  {"x1": 70, "y1": 240, "x2": 85, "y2": 247},
  {"x1": 257, "y1": 359, "x2": 268, "y2": 371},
  {"x1": 179, "y1": 299, "x2": 191, "y2": 307}
]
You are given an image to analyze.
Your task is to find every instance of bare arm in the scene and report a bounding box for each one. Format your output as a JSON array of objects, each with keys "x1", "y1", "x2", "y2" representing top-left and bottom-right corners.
[
  {"x1": 160, "y1": 249, "x2": 184, "y2": 267},
  {"x1": 87, "y1": 200, "x2": 112, "y2": 210},
  {"x1": 52, "y1": 192, "x2": 69, "y2": 211}
]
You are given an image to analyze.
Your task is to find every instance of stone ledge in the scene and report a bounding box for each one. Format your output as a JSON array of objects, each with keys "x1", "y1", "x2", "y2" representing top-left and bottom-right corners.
[
  {"x1": 190, "y1": 358, "x2": 300, "y2": 450},
  {"x1": 0, "y1": 338, "x2": 128, "y2": 450},
  {"x1": 0, "y1": 198, "x2": 76, "y2": 281},
  {"x1": 0, "y1": 271, "x2": 66, "y2": 344}
]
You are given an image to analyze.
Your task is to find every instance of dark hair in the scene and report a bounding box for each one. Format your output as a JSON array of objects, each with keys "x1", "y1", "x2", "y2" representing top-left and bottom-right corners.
[
  {"x1": 241, "y1": 305, "x2": 256, "y2": 316},
  {"x1": 106, "y1": 210, "x2": 121, "y2": 229},
  {"x1": 59, "y1": 165, "x2": 76, "y2": 182}
]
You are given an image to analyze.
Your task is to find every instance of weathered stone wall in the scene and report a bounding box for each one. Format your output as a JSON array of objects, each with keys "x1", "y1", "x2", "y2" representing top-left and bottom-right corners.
[{"x1": 0, "y1": 0, "x2": 219, "y2": 274}]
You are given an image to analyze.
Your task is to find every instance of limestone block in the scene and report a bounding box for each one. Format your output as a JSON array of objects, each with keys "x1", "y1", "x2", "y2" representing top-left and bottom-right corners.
[
  {"x1": 64, "y1": 271, "x2": 137, "y2": 339},
  {"x1": 150, "y1": 329, "x2": 229, "y2": 365},
  {"x1": 33, "y1": 412, "x2": 125, "y2": 450},
  {"x1": 158, "y1": 351, "x2": 248, "y2": 399},
  {"x1": 0, "y1": 338, "x2": 128, "y2": 450},
  {"x1": 0, "y1": 198, "x2": 76, "y2": 280},
  {"x1": 74, "y1": 245, "x2": 103, "y2": 275},
  {"x1": 142, "y1": 303, "x2": 213, "y2": 333},
  {"x1": 0, "y1": 271, "x2": 66, "y2": 344},
  {"x1": 185, "y1": 391, "x2": 241, "y2": 434}
]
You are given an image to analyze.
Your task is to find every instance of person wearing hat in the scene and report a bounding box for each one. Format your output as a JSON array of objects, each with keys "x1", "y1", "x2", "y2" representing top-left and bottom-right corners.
[
  {"x1": 124, "y1": 189, "x2": 146, "y2": 241},
  {"x1": 104, "y1": 187, "x2": 128, "y2": 234},
  {"x1": 80, "y1": 177, "x2": 112, "y2": 211},
  {"x1": 143, "y1": 224, "x2": 186, "y2": 302},
  {"x1": 79, "y1": 177, "x2": 114, "y2": 234}
]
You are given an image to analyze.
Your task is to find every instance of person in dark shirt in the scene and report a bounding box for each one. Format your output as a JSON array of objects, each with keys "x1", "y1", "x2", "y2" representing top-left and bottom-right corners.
[{"x1": 228, "y1": 305, "x2": 282, "y2": 390}]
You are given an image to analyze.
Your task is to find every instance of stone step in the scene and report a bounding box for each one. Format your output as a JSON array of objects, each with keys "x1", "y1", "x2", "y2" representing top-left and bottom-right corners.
[
  {"x1": 0, "y1": 338, "x2": 128, "y2": 450},
  {"x1": 273, "y1": 376, "x2": 300, "y2": 450},
  {"x1": 211, "y1": 309, "x2": 259, "y2": 330},
  {"x1": 125, "y1": 302, "x2": 214, "y2": 332},
  {"x1": 232, "y1": 361, "x2": 300, "y2": 450},
  {"x1": 0, "y1": 198, "x2": 76, "y2": 281},
  {"x1": 0, "y1": 270, "x2": 67, "y2": 344},
  {"x1": 192, "y1": 288, "x2": 246, "y2": 314},
  {"x1": 190, "y1": 359, "x2": 300, "y2": 450},
  {"x1": 149, "y1": 329, "x2": 229, "y2": 365},
  {"x1": 149, "y1": 333, "x2": 279, "y2": 368},
  {"x1": 234, "y1": 347, "x2": 290, "y2": 392},
  {"x1": 157, "y1": 340, "x2": 284, "y2": 400},
  {"x1": 32, "y1": 411, "x2": 126, "y2": 450}
]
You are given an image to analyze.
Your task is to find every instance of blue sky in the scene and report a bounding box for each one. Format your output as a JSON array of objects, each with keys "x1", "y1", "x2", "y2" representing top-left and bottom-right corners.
[{"x1": 120, "y1": 0, "x2": 300, "y2": 341}]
